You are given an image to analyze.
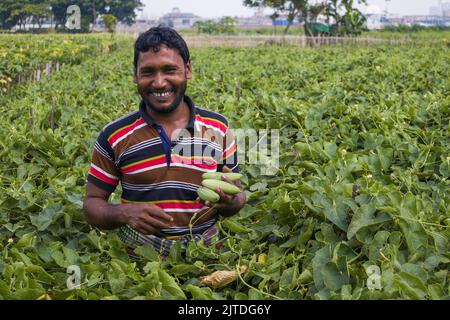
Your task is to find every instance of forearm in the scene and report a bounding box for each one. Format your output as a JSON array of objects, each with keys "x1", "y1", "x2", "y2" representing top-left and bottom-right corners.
[{"x1": 83, "y1": 197, "x2": 126, "y2": 230}]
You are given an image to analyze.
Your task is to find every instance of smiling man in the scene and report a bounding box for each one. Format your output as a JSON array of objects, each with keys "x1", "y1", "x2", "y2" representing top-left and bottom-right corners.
[{"x1": 83, "y1": 27, "x2": 245, "y2": 258}]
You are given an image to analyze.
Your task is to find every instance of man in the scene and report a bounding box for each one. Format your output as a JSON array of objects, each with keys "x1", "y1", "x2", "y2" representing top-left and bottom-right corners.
[{"x1": 83, "y1": 27, "x2": 246, "y2": 258}]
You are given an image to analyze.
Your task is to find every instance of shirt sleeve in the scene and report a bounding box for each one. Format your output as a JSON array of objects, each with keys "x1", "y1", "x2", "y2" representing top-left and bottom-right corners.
[
  {"x1": 218, "y1": 126, "x2": 239, "y2": 173},
  {"x1": 87, "y1": 130, "x2": 120, "y2": 193}
]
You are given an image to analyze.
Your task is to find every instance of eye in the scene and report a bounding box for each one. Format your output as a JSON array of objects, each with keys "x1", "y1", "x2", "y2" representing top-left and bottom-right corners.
[
  {"x1": 164, "y1": 67, "x2": 177, "y2": 74},
  {"x1": 140, "y1": 68, "x2": 154, "y2": 76}
]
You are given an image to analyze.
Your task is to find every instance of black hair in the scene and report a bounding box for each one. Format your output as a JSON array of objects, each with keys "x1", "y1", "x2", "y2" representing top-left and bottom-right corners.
[{"x1": 134, "y1": 26, "x2": 190, "y2": 71}]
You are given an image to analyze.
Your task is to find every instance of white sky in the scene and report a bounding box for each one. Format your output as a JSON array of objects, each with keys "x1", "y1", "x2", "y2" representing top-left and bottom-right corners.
[{"x1": 141, "y1": 0, "x2": 442, "y2": 19}]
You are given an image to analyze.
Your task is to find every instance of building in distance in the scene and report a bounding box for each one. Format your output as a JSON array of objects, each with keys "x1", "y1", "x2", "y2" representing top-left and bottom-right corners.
[{"x1": 158, "y1": 7, "x2": 201, "y2": 29}]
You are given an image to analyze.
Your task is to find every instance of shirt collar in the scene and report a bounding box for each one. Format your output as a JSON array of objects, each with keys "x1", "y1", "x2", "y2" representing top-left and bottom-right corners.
[{"x1": 139, "y1": 95, "x2": 197, "y2": 129}]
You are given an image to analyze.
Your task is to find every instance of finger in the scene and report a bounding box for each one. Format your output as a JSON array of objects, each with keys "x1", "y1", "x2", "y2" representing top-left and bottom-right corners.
[
  {"x1": 142, "y1": 215, "x2": 172, "y2": 230},
  {"x1": 215, "y1": 188, "x2": 234, "y2": 203},
  {"x1": 221, "y1": 167, "x2": 242, "y2": 187},
  {"x1": 197, "y1": 196, "x2": 206, "y2": 205},
  {"x1": 141, "y1": 225, "x2": 158, "y2": 235},
  {"x1": 221, "y1": 175, "x2": 235, "y2": 185},
  {"x1": 223, "y1": 166, "x2": 232, "y2": 173},
  {"x1": 144, "y1": 204, "x2": 174, "y2": 222},
  {"x1": 132, "y1": 222, "x2": 157, "y2": 235}
]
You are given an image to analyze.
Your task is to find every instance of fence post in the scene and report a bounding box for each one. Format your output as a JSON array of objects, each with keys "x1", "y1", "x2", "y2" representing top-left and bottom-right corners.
[
  {"x1": 29, "y1": 106, "x2": 34, "y2": 128},
  {"x1": 51, "y1": 96, "x2": 56, "y2": 131}
]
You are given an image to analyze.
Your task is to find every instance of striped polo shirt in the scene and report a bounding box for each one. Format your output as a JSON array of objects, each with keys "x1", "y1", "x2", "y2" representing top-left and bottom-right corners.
[{"x1": 87, "y1": 95, "x2": 239, "y2": 240}]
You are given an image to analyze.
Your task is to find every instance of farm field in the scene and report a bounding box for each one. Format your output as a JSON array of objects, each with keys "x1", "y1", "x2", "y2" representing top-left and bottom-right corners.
[
  {"x1": 0, "y1": 33, "x2": 448, "y2": 300},
  {"x1": 0, "y1": 34, "x2": 128, "y2": 93}
]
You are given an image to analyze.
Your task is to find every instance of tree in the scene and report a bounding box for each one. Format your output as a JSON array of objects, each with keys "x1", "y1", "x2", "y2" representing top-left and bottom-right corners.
[
  {"x1": 194, "y1": 20, "x2": 217, "y2": 34},
  {"x1": 0, "y1": 0, "x2": 143, "y2": 32},
  {"x1": 0, "y1": 0, "x2": 28, "y2": 30},
  {"x1": 101, "y1": 0, "x2": 143, "y2": 26},
  {"x1": 243, "y1": 0, "x2": 367, "y2": 36},
  {"x1": 243, "y1": 0, "x2": 308, "y2": 35},
  {"x1": 103, "y1": 13, "x2": 117, "y2": 33},
  {"x1": 194, "y1": 17, "x2": 237, "y2": 35},
  {"x1": 217, "y1": 17, "x2": 237, "y2": 35},
  {"x1": 309, "y1": 2, "x2": 326, "y2": 23},
  {"x1": 25, "y1": 3, "x2": 51, "y2": 30},
  {"x1": 327, "y1": 0, "x2": 367, "y2": 36},
  {"x1": 1, "y1": 0, "x2": 62, "y2": 30}
]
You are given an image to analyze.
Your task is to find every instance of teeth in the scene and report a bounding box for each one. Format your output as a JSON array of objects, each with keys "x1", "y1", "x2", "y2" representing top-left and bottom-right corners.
[{"x1": 153, "y1": 91, "x2": 173, "y2": 97}]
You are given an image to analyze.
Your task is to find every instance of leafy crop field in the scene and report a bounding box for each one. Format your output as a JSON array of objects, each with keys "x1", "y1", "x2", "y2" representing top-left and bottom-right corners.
[
  {"x1": 0, "y1": 34, "x2": 448, "y2": 300},
  {"x1": 0, "y1": 34, "x2": 121, "y2": 93}
]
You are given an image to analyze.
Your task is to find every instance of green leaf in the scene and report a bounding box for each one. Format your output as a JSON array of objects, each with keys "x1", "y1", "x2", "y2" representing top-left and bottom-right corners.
[
  {"x1": 170, "y1": 264, "x2": 200, "y2": 276},
  {"x1": 428, "y1": 284, "x2": 445, "y2": 300},
  {"x1": 63, "y1": 247, "x2": 80, "y2": 266},
  {"x1": 134, "y1": 244, "x2": 160, "y2": 261},
  {"x1": 320, "y1": 197, "x2": 349, "y2": 232},
  {"x1": 377, "y1": 147, "x2": 393, "y2": 171},
  {"x1": 88, "y1": 271, "x2": 104, "y2": 287},
  {"x1": 431, "y1": 232, "x2": 449, "y2": 254},
  {"x1": 0, "y1": 279, "x2": 11, "y2": 299},
  {"x1": 324, "y1": 142, "x2": 337, "y2": 159},
  {"x1": 388, "y1": 192, "x2": 428, "y2": 255},
  {"x1": 109, "y1": 275, "x2": 127, "y2": 294},
  {"x1": 298, "y1": 269, "x2": 313, "y2": 284},
  {"x1": 15, "y1": 232, "x2": 35, "y2": 248},
  {"x1": 158, "y1": 269, "x2": 186, "y2": 300},
  {"x1": 51, "y1": 248, "x2": 67, "y2": 267},
  {"x1": 312, "y1": 245, "x2": 332, "y2": 290},
  {"x1": 30, "y1": 204, "x2": 62, "y2": 231},
  {"x1": 12, "y1": 288, "x2": 44, "y2": 300},
  {"x1": 297, "y1": 217, "x2": 315, "y2": 247},
  {"x1": 187, "y1": 284, "x2": 214, "y2": 300},
  {"x1": 280, "y1": 235, "x2": 299, "y2": 248},
  {"x1": 248, "y1": 288, "x2": 264, "y2": 300},
  {"x1": 394, "y1": 271, "x2": 428, "y2": 299},
  {"x1": 279, "y1": 267, "x2": 296, "y2": 290},
  {"x1": 322, "y1": 262, "x2": 348, "y2": 292},
  {"x1": 27, "y1": 265, "x2": 55, "y2": 283},
  {"x1": 347, "y1": 203, "x2": 391, "y2": 240},
  {"x1": 234, "y1": 292, "x2": 248, "y2": 300}
]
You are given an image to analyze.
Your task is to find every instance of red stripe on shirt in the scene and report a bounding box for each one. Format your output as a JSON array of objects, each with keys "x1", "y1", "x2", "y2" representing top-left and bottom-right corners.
[
  {"x1": 171, "y1": 155, "x2": 217, "y2": 170},
  {"x1": 155, "y1": 202, "x2": 205, "y2": 210},
  {"x1": 108, "y1": 118, "x2": 145, "y2": 146},
  {"x1": 195, "y1": 115, "x2": 227, "y2": 135},
  {"x1": 89, "y1": 166, "x2": 118, "y2": 186},
  {"x1": 122, "y1": 155, "x2": 166, "y2": 174},
  {"x1": 222, "y1": 143, "x2": 237, "y2": 160}
]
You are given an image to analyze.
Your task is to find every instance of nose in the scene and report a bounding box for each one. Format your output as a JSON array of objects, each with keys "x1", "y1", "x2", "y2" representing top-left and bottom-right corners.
[{"x1": 152, "y1": 72, "x2": 167, "y2": 89}]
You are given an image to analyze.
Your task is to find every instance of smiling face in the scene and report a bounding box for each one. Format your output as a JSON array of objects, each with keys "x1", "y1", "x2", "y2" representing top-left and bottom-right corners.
[{"x1": 134, "y1": 45, "x2": 192, "y2": 114}]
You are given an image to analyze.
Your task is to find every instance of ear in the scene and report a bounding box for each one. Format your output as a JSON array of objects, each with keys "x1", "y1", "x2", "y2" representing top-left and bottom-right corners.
[
  {"x1": 185, "y1": 61, "x2": 192, "y2": 80},
  {"x1": 133, "y1": 71, "x2": 138, "y2": 84}
]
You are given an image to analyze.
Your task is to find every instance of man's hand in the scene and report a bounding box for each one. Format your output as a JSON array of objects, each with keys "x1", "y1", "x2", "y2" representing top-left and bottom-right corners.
[
  {"x1": 83, "y1": 182, "x2": 173, "y2": 235},
  {"x1": 199, "y1": 166, "x2": 246, "y2": 217},
  {"x1": 121, "y1": 203, "x2": 174, "y2": 235}
]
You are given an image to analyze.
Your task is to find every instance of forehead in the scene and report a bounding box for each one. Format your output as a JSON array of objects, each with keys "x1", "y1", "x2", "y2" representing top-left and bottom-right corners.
[{"x1": 137, "y1": 45, "x2": 184, "y2": 68}]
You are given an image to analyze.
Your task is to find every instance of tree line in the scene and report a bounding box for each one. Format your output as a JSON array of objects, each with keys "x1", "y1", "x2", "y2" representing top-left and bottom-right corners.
[
  {"x1": 243, "y1": 0, "x2": 368, "y2": 36},
  {"x1": 0, "y1": 0, "x2": 143, "y2": 32}
]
